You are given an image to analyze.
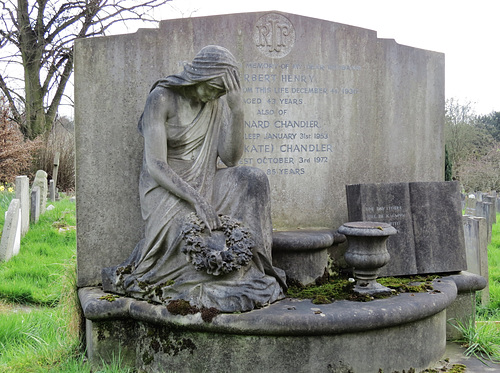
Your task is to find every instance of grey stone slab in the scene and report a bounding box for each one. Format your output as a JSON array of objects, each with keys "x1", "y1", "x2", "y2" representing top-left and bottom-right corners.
[
  {"x1": 346, "y1": 181, "x2": 466, "y2": 276},
  {"x1": 476, "y1": 201, "x2": 493, "y2": 243},
  {"x1": 462, "y1": 216, "x2": 489, "y2": 304},
  {"x1": 30, "y1": 186, "x2": 40, "y2": 224},
  {"x1": 49, "y1": 179, "x2": 55, "y2": 202},
  {"x1": 410, "y1": 181, "x2": 466, "y2": 274},
  {"x1": 15, "y1": 175, "x2": 29, "y2": 236},
  {"x1": 12, "y1": 208, "x2": 21, "y2": 256},
  {"x1": 0, "y1": 198, "x2": 21, "y2": 262},
  {"x1": 463, "y1": 216, "x2": 481, "y2": 274},
  {"x1": 483, "y1": 195, "x2": 497, "y2": 224},
  {"x1": 75, "y1": 11, "x2": 444, "y2": 287}
]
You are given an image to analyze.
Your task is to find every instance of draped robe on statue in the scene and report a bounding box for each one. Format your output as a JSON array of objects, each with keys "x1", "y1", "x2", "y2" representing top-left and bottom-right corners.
[{"x1": 102, "y1": 80, "x2": 286, "y2": 312}]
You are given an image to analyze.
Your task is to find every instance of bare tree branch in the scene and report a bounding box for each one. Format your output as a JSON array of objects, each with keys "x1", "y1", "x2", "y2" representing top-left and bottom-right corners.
[{"x1": 0, "y1": 0, "x2": 172, "y2": 138}]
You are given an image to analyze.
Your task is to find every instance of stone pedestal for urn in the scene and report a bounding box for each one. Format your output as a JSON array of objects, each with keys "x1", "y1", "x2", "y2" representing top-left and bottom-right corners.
[{"x1": 338, "y1": 222, "x2": 397, "y2": 295}]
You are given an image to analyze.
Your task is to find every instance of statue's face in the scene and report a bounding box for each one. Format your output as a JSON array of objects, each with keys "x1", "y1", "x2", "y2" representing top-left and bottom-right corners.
[{"x1": 195, "y1": 78, "x2": 226, "y2": 102}]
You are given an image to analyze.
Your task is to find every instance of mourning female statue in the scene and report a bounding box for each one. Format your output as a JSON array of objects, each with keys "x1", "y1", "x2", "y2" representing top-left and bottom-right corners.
[{"x1": 102, "y1": 46, "x2": 286, "y2": 312}]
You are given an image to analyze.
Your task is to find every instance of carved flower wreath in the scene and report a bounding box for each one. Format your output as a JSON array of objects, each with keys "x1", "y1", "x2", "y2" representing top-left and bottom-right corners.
[{"x1": 181, "y1": 213, "x2": 254, "y2": 276}]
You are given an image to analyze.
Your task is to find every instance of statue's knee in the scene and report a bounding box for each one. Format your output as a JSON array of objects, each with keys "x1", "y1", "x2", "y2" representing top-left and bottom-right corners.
[{"x1": 237, "y1": 166, "x2": 269, "y2": 194}]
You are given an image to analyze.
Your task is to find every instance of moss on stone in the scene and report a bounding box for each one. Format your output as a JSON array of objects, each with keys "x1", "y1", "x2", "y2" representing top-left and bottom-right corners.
[
  {"x1": 287, "y1": 274, "x2": 440, "y2": 304},
  {"x1": 200, "y1": 307, "x2": 220, "y2": 322},
  {"x1": 166, "y1": 299, "x2": 200, "y2": 316},
  {"x1": 98, "y1": 294, "x2": 119, "y2": 302},
  {"x1": 142, "y1": 351, "x2": 154, "y2": 365}
]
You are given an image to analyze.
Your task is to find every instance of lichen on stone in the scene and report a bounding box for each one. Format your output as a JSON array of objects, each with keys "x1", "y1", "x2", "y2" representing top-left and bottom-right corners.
[{"x1": 99, "y1": 294, "x2": 119, "y2": 302}]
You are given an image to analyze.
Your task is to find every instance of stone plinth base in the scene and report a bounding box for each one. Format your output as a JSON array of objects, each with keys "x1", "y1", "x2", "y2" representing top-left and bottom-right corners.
[
  {"x1": 445, "y1": 271, "x2": 488, "y2": 340},
  {"x1": 80, "y1": 277, "x2": 460, "y2": 373}
]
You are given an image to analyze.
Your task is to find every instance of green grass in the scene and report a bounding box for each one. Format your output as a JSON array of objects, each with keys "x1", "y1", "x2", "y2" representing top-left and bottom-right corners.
[
  {"x1": 448, "y1": 318, "x2": 500, "y2": 363},
  {"x1": 0, "y1": 197, "x2": 82, "y2": 372},
  {"x1": 0, "y1": 199, "x2": 76, "y2": 305},
  {"x1": 476, "y1": 212, "x2": 500, "y2": 320},
  {"x1": 1, "y1": 198, "x2": 500, "y2": 371},
  {"x1": 0, "y1": 197, "x2": 135, "y2": 372}
]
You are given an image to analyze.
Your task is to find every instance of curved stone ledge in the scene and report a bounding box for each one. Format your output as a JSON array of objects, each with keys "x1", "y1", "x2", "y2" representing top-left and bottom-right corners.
[
  {"x1": 272, "y1": 229, "x2": 345, "y2": 252},
  {"x1": 79, "y1": 277, "x2": 457, "y2": 337},
  {"x1": 446, "y1": 271, "x2": 487, "y2": 293}
]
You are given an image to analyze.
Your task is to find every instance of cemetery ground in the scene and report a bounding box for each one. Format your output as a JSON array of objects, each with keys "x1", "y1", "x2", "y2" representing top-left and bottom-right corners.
[{"x1": 0, "y1": 189, "x2": 499, "y2": 372}]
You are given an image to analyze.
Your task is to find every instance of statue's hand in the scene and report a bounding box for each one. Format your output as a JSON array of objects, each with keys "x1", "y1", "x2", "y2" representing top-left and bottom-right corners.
[
  {"x1": 194, "y1": 197, "x2": 221, "y2": 232},
  {"x1": 223, "y1": 68, "x2": 242, "y2": 110}
]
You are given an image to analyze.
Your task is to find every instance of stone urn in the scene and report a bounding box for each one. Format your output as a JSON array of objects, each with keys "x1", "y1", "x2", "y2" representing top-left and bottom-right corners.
[{"x1": 338, "y1": 221, "x2": 397, "y2": 295}]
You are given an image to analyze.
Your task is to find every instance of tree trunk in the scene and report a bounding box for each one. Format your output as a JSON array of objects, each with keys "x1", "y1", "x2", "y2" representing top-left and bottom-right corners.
[{"x1": 24, "y1": 61, "x2": 48, "y2": 139}]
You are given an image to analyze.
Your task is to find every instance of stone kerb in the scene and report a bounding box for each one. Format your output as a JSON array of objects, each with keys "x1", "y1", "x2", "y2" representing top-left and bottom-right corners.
[
  {"x1": 75, "y1": 11, "x2": 444, "y2": 287},
  {"x1": 15, "y1": 175, "x2": 30, "y2": 236},
  {"x1": 0, "y1": 199, "x2": 21, "y2": 262}
]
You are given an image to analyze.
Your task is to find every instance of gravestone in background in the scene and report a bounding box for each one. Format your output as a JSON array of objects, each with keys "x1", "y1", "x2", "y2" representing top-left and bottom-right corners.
[
  {"x1": 33, "y1": 170, "x2": 48, "y2": 214},
  {"x1": 0, "y1": 199, "x2": 21, "y2": 262},
  {"x1": 462, "y1": 215, "x2": 489, "y2": 304},
  {"x1": 346, "y1": 181, "x2": 466, "y2": 276},
  {"x1": 30, "y1": 186, "x2": 40, "y2": 224},
  {"x1": 15, "y1": 175, "x2": 30, "y2": 236},
  {"x1": 75, "y1": 11, "x2": 444, "y2": 287}
]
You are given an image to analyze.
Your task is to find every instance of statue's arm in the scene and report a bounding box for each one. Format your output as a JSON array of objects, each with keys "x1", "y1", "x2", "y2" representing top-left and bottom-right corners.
[
  {"x1": 142, "y1": 87, "x2": 220, "y2": 230},
  {"x1": 218, "y1": 69, "x2": 244, "y2": 167}
]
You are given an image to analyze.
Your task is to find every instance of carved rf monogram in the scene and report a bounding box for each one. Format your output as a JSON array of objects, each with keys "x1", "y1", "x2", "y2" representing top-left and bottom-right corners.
[{"x1": 254, "y1": 13, "x2": 295, "y2": 58}]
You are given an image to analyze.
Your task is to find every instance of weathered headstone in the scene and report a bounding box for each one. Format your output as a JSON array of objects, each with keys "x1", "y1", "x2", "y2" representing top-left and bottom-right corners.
[
  {"x1": 33, "y1": 170, "x2": 48, "y2": 214},
  {"x1": 30, "y1": 186, "x2": 40, "y2": 224},
  {"x1": 462, "y1": 215, "x2": 489, "y2": 304},
  {"x1": 475, "y1": 201, "x2": 493, "y2": 243},
  {"x1": 15, "y1": 175, "x2": 30, "y2": 236},
  {"x1": 483, "y1": 195, "x2": 497, "y2": 224},
  {"x1": 75, "y1": 11, "x2": 444, "y2": 287},
  {"x1": 49, "y1": 180, "x2": 55, "y2": 202},
  {"x1": 12, "y1": 208, "x2": 21, "y2": 256},
  {"x1": 346, "y1": 181, "x2": 466, "y2": 276},
  {"x1": 465, "y1": 194, "x2": 476, "y2": 215},
  {"x1": 53, "y1": 151, "x2": 60, "y2": 188},
  {"x1": 0, "y1": 199, "x2": 21, "y2": 262}
]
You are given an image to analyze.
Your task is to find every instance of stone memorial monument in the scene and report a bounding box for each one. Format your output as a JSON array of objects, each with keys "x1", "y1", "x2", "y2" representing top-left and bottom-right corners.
[
  {"x1": 75, "y1": 11, "x2": 469, "y2": 373},
  {"x1": 75, "y1": 11, "x2": 444, "y2": 288}
]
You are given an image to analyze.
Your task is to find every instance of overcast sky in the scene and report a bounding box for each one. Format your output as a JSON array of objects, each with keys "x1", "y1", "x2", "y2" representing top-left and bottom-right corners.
[{"x1": 143, "y1": 0, "x2": 499, "y2": 116}]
